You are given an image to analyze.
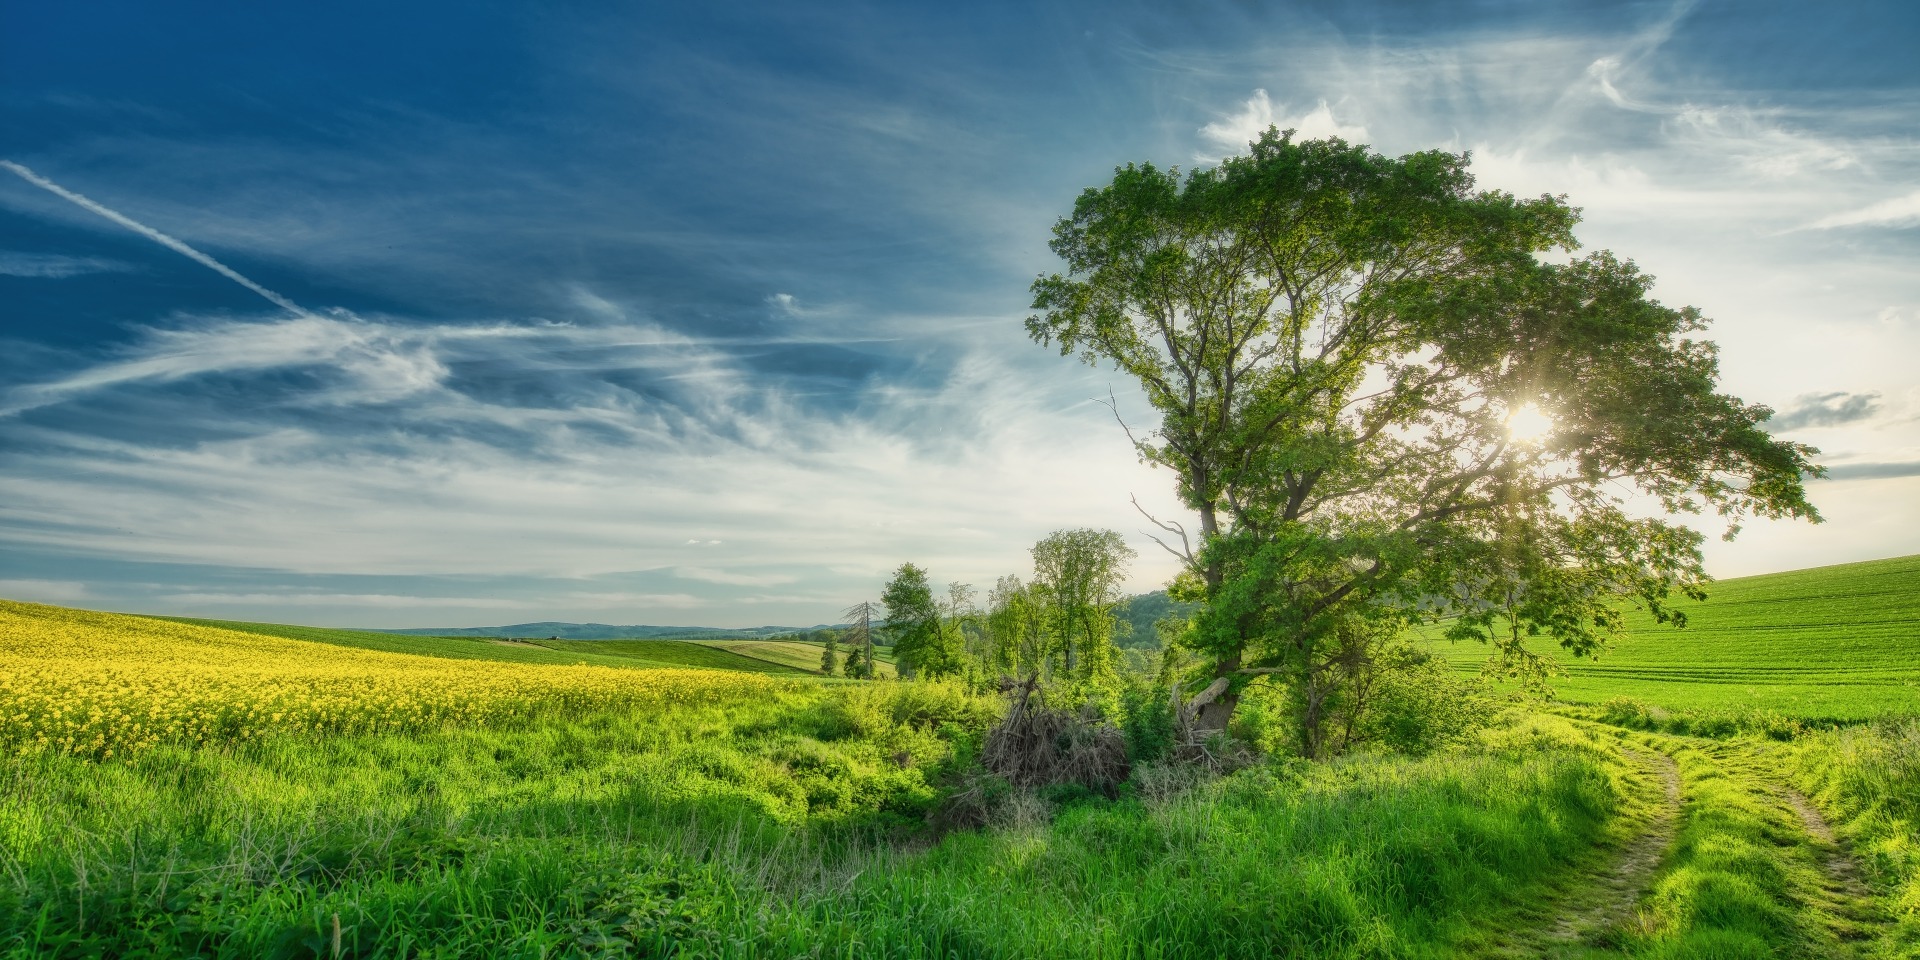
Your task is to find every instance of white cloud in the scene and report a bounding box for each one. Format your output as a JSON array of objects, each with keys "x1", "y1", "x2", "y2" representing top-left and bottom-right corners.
[
  {"x1": 560, "y1": 591, "x2": 703, "y2": 608},
  {"x1": 0, "y1": 313, "x2": 462, "y2": 416},
  {"x1": 1198, "y1": 90, "x2": 1368, "y2": 160},
  {"x1": 1806, "y1": 189, "x2": 1920, "y2": 230},
  {"x1": 736, "y1": 593, "x2": 828, "y2": 605},
  {"x1": 676, "y1": 567, "x2": 796, "y2": 587},
  {"x1": 0, "y1": 579, "x2": 89, "y2": 603},
  {"x1": 0, "y1": 303, "x2": 1194, "y2": 626}
]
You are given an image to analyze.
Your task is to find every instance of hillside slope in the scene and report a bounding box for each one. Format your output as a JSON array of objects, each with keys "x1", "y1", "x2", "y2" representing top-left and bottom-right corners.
[
  {"x1": 1433, "y1": 554, "x2": 1920, "y2": 721},
  {"x1": 376, "y1": 622, "x2": 819, "y2": 640},
  {"x1": 159, "y1": 618, "x2": 810, "y2": 676},
  {"x1": 693, "y1": 638, "x2": 901, "y2": 678}
]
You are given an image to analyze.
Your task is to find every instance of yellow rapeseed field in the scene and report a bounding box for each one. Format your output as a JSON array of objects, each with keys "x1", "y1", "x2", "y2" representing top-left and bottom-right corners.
[{"x1": 0, "y1": 600, "x2": 785, "y2": 759}]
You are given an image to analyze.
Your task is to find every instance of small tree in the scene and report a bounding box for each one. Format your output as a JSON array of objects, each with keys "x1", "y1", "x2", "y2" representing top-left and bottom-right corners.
[
  {"x1": 841, "y1": 601, "x2": 879, "y2": 679},
  {"x1": 985, "y1": 574, "x2": 1050, "y2": 678},
  {"x1": 942, "y1": 581, "x2": 985, "y2": 666},
  {"x1": 820, "y1": 632, "x2": 840, "y2": 676}
]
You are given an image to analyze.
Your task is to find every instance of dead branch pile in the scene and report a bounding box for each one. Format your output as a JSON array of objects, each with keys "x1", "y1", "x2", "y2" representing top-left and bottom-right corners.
[{"x1": 982, "y1": 678, "x2": 1129, "y2": 795}]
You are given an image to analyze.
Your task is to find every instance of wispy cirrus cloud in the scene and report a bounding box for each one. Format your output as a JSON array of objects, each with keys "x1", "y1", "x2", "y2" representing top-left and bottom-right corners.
[
  {"x1": 1197, "y1": 90, "x2": 1367, "y2": 160},
  {"x1": 0, "y1": 251, "x2": 137, "y2": 278},
  {"x1": 1806, "y1": 189, "x2": 1920, "y2": 230},
  {"x1": 1822, "y1": 461, "x2": 1920, "y2": 481},
  {"x1": 676, "y1": 567, "x2": 797, "y2": 587}
]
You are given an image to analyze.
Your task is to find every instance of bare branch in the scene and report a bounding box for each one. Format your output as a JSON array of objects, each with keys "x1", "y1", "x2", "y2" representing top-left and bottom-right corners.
[
  {"x1": 1096, "y1": 388, "x2": 1153, "y2": 458},
  {"x1": 1131, "y1": 493, "x2": 1194, "y2": 563}
]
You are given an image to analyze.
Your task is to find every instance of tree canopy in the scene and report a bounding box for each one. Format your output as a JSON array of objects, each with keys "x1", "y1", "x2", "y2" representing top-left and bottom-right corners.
[
  {"x1": 883, "y1": 562, "x2": 965, "y2": 678},
  {"x1": 1028, "y1": 129, "x2": 1821, "y2": 755}
]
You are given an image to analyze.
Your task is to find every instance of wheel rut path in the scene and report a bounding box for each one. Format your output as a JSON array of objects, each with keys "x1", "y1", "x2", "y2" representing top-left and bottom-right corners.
[
  {"x1": 1775, "y1": 783, "x2": 1888, "y2": 948},
  {"x1": 1547, "y1": 748, "x2": 1681, "y2": 945},
  {"x1": 1779, "y1": 786, "x2": 1874, "y2": 901}
]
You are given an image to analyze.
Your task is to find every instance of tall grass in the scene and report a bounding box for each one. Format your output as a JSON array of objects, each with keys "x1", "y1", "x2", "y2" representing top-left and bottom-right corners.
[
  {"x1": 0, "y1": 694, "x2": 1632, "y2": 958},
  {"x1": 1792, "y1": 719, "x2": 1920, "y2": 955}
]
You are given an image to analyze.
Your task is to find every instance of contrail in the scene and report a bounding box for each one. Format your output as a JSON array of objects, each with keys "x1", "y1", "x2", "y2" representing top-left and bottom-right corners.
[{"x1": 1, "y1": 159, "x2": 310, "y2": 318}]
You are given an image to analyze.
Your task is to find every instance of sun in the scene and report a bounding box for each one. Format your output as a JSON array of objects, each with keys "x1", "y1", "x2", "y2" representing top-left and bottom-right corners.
[{"x1": 1506, "y1": 403, "x2": 1554, "y2": 444}]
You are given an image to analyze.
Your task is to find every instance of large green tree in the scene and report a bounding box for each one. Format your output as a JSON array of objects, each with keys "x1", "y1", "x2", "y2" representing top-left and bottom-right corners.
[
  {"x1": 882, "y1": 562, "x2": 964, "y2": 678},
  {"x1": 1029, "y1": 528, "x2": 1136, "y2": 685},
  {"x1": 1028, "y1": 130, "x2": 1820, "y2": 756},
  {"x1": 984, "y1": 574, "x2": 1049, "y2": 678}
]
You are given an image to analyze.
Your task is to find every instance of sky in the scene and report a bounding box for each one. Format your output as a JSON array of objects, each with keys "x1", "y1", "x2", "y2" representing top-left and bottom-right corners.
[{"x1": 2, "y1": 0, "x2": 1917, "y2": 628}]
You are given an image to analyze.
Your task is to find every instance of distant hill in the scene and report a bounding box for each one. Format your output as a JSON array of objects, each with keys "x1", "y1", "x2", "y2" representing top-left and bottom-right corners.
[
  {"x1": 380, "y1": 594, "x2": 1200, "y2": 647},
  {"x1": 375, "y1": 622, "x2": 831, "y2": 640},
  {"x1": 1114, "y1": 590, "x2": 1197, "y2": 648},
  {"x1": 157, "y1": 617, "x2": 813, "y2": 675}
]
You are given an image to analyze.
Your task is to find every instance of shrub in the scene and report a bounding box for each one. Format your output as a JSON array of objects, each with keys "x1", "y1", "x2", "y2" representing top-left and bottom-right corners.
[
  {"x1": 1355, "y1": 644, "x2": 1489, "y2": 755},
  {"x1": 1116, "y1": 675, "x2": 1179, "y2": 764},
  {"x1": 1601, "y1": 696, "x2": 1663, "y2": 729}
]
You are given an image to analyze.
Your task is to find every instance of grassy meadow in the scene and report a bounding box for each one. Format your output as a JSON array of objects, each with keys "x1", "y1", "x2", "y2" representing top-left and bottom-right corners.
[
  {"x1": 166, "y1": 617, "x2": 814, "y2": 675},
  {"x1": 1432, "y1": 554, "x2": 1920, "y2": 723},
  {"x1": 2, "y1": 556, "x2": 1918, "y2": 957},
  {"x1": 692, "y1": 638, "x2": 902, "y2": 678}
]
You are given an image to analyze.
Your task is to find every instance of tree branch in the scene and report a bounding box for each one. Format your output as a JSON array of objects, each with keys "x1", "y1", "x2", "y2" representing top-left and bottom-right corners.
[{"x1": 1131, "y1": 493, "x2": 1194, "y2": 564}]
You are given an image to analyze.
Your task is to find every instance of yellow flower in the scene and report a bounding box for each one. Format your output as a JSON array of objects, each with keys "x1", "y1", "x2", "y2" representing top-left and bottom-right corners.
[{"x1": 0, "y1": 599, "x2": 784, "y2": 759}]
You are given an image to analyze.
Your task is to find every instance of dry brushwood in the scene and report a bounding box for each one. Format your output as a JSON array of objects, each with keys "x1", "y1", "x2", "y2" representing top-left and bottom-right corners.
[
  {"x1": 982, "y1": 678, "x2": 1129, "y2": 795},
  {"x1": 1167, "y1": 680, "x2": 1256, "y2": 774}
]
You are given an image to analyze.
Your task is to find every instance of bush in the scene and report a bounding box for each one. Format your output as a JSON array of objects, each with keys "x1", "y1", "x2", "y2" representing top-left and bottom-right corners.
[
  {"x1": 1355, "y1": 645, "x2": 1488, "y2": 755},
  {"x1": 1596, "y1": 699, "x2": 1809, "y2": 742},
  {"x1": 1116, "y1": 675, "x2": 1179, "y2": 764},
  {"x1": 1600, "y1": 695, "x2": 1663, "y2": 729}
]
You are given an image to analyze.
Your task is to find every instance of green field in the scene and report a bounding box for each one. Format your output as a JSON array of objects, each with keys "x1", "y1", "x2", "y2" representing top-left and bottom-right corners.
[
  {"x1": 1432, "y1": 554, "x2": 1920, "y2": 722},
  {"x1": 534, "y1": 638, "x2": 812, "y2": 675},
  {"x1": 162, "y1": 616, "x2": 812, "y2": 675},
  {"x1": 694, "y1": 638, "x2": 902, "y2": 677}
]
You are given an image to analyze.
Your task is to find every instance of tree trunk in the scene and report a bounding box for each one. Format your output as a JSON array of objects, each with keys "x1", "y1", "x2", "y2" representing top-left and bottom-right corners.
[{"x1": 1189, "y1": 652, "x2": 1240, "y2": 733}]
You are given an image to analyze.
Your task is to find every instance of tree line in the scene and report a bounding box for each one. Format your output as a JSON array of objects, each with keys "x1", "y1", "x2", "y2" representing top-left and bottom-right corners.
[{"x1": 811, "y1": 529, "x2": 1145, "y2": 696}]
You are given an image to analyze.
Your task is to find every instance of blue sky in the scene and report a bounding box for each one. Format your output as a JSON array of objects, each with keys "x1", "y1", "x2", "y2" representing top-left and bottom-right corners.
[{"x1": 3, "y1": 0, "x2": 1917, "y2": 628}]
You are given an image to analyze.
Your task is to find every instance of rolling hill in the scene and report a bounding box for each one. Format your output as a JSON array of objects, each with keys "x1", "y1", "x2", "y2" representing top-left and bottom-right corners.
[
  {"x1": 1430, "y1": 553, "x2": 1920, "y2": 721},
  {"x1": 157, "y1": 617, "x2": 811, "y2": 676},
  {"x1": 693, "y1": 638, "x2": 901, "y2": 678},
  {"x1": 374, "y1": 621, "x2": 826, "y2": 640}
]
